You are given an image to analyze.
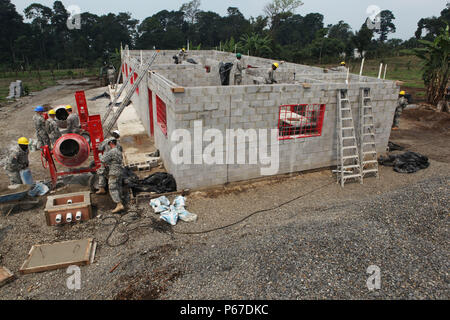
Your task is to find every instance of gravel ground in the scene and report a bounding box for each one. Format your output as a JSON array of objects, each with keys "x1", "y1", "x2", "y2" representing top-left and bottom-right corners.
[
  {"x1": 161, "y1": 175, "x2": 449, "y2": 300},
  {"x1": 1, "y1": 164, "x2": 447, "y2": 300}
]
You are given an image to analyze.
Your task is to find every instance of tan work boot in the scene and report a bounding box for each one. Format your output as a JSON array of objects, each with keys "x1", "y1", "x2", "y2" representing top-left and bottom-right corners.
[
  {"x1": 96, "y1": 187, "x2": 107, "y2": 195},
  {"x1": 392, "y1": 127, "x2": 399, "y2": 131},
  {"x1": 112, "y1": 202, "x2": 125, "y2": 214}
]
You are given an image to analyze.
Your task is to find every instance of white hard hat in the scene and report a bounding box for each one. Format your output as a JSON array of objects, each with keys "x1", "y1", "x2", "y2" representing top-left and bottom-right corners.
[{"x1": 113, "y1": 130, "x2": 120, "y2": 136}]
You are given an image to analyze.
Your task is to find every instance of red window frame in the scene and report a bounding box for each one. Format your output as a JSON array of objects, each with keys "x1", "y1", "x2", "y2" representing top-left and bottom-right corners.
[
  {"x1": 156, "y1": 95, "x2": 167, "y2": 136},
  {"x1": 148, "y1": 88, "x2": 154, "y2": 136},
  {"x1": 278, "y1": 104, "x2": 326, "y2": 140}
]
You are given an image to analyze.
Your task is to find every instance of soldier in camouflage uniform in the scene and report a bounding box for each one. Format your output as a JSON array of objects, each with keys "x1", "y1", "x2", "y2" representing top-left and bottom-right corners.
[
  {"x1": 46, "y1": 109, "x2": 62, "y2": 146},
  {"x1": 107, "y1": 64, "x2": 116, "y2": 89},
  {"x1": 66, "y1": 105, "x2": 81, "y2": 134},
  {"x1": 33, "y1": 106, "x2": 51, "y2": 149},
  {"x1": 392, "y1": 91, "x2": 409, "y2": 130},
  {"x1": 4, "y1": 137, "x2": 30, "y2": 186},
  {"x1": 96, "y1": 131, "x2": 122, "y2": 195},
  {"x1": 97, "y1": 139, "x2": 125, "y2": 213},
  {"x1": 234, "y1": 53, "x2": 245, "y2": 85}
]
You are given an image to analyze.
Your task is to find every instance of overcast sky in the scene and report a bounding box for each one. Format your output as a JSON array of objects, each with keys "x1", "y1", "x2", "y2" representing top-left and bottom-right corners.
[{"x1": 11, "y1": 0, "x2": 448, "y2": 40}]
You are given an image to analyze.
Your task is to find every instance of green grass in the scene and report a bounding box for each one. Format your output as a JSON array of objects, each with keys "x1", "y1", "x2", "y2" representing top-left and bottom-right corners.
[
  {"x1": 315, "y1": 55, "x2": 425, "y2": 89},
  {"x1": 0, "y1": 68, "x2": 98, "y2": 103}
]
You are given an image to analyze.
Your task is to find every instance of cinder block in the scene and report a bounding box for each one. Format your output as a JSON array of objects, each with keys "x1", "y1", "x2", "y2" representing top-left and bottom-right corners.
[
  {"x1": 205, "y1": 103, "x2": 219, "y2": 111},
  {"x1": 182, "y1": 113, "x2": 198, "y2": 121},
  {"x1": 190, "y1": 103, "x2": 204, "y2": 112}
]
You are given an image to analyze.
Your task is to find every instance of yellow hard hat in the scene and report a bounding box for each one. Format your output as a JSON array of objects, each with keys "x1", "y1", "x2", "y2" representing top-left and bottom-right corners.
[
  {"x1": 273, "y1": 63, "x2": 279, "y2": 68},
  {"x1": 48, "y1": 109, "x2": 56, "y2": 115},
  {"x1": 341, "y1": 61, "x2": 346, "y2": 65},
  {"x1": 18, "y1": 137, "x2": 29, "y2": 145},
  {"x1": 65, "y1": 105, "x2": 73, "y2": 110},
  {"x1": 182, "y1": 48, "x2": 186, "y2": 52},
  {"x1": 399, "y1": 91, "x2": 406, "y2": 95}
]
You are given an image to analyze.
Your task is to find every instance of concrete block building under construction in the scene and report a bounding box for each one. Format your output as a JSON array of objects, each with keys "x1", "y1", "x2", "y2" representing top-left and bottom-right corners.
[{"x1": 120, "y1": 49, "x2": 400, "y2": 190}]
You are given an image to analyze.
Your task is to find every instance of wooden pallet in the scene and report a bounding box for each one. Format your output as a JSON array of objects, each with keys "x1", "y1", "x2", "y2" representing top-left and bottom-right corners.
[{"x1": 0, "y1": 267, "x2": 14, "y2": 287}]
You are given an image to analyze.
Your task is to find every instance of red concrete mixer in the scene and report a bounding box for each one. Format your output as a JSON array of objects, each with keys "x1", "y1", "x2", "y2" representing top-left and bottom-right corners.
[{"x1": 41, "y1": 91, "x2": 105, "y2": 188}]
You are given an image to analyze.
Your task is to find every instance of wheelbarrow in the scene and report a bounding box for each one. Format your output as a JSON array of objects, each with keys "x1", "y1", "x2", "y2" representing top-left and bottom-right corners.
[{"x1": 0, "y1": 186, "x2": 40, "y2": 216}]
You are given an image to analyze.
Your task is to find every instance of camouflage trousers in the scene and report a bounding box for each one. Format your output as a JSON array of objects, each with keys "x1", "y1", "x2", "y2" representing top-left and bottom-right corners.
[
  {"x1": 49, "y1": 134, "x2": 61, "y2": 146},
  {"x1": 393, "y1": 106, "x2": 403, "y2": 127},
  {"x1": 37, "y1": 133, "x2": 51, "y2": 149},
  {"x1": 98, "y1": 165, "x2": 108, "y2": 188},
  {"x1": 108, "y1": 175, "x2": 123, "y2": 204},
  {"x1": 109, "y1": 76, "x2": 115, "y2": 88},
  {"x1": 6, "y1": 170, "x2": 22, "y2": 185},
  {"x1": 234, "y1": 74, "x2": 242, "y2": 85}
]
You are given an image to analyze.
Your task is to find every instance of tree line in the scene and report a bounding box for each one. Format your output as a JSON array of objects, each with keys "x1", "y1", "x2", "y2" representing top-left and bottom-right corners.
[{"x1": 0, "y1": 0, "x2": 449, "y2": 71}]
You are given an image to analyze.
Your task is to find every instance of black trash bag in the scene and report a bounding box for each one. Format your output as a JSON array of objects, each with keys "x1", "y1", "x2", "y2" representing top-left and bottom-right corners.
[
  {"x1": 219, "y1": 62, "x2": 234, "y2": 86},
  {"x1": 388, "y1": 141, "x2": 405, "y2": 152},
  {"x1": 187, "y1": 58, "x2": 198, "y2": 65},
  {"x1": 378, "y1": 151, "x2": 430, "y2": 174},
  {"x1": 122, "y1": 167, "x2": 177, "y2": 195},
  {"x1": 89, "y1": 92, "x2": 110, "y2": 101},
  {"x1": 404, "y1": 93, "x2": 413, "y2": 104}
]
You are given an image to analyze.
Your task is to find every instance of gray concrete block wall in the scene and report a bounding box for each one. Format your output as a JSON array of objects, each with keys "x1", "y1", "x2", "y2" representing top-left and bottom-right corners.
[{"x1": 124, "y1": 51, "x2": 400, "y2": 190}]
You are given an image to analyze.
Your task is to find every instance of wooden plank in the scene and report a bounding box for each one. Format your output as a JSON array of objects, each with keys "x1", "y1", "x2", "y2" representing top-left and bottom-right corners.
[
  {"x1": 134, "y1": 189, "x2": 191, "y2": 204},
  {"x1": 302, "y1": 83, "x2": 312, "y2": 89},
  {"x1": 171, "y1": 87, "x2": 185, "y2": 93},
  {"x1": 19, "y1": 239, "x2": 95, "y2": 275},
  {"x1": 0, "y1": 267, "x2": 14, "y2": 287}
]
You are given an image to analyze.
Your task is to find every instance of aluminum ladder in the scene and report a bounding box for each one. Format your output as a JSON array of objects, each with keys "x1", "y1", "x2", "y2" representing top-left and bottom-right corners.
[
  {"x1": 336, "y1": 89, "x2": 363, "y2": 187},
  {"x1": 103, "y1": 52, "x2": 158, "y2": 137},
  {"x1": 359, "y1": 88, "x2": 379, "y2": 180}
]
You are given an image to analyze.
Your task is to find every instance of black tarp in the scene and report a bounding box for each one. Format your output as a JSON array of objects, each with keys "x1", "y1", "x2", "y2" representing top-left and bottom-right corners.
[
  {"x1": 378, "y1": 151, "x2": 430, "y2": 174},
  {"x1": 388, "y1": 141, "x2": 405, "y2": 152},
  {"x1": 122, "y1": 168, "x2": 177, "y2": 195},
  {"x1": 219, "y1": 62, "x2": 234, "y2": 86}
]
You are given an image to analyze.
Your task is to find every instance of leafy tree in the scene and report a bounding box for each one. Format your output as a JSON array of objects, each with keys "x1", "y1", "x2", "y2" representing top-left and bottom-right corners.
[
  {"x1": 195, "y1": 11, "x2": 222, "y2": 47},
  {"x1": 180, "y1": 0, "x2": 201, "y2": 24},
  {"x1": 264, "y1": 0, "x2": 303, "y2": 20},
  {"x1": 222, "y1": 7, "x2": 251, "y2": 41},
  {"x1": 137, "y1": 10, "x2": 186, "y2": 49},
  {"x1": 416, "y1": 3, "x2": 450, "y2": 40},
  {"x1": 264, "y1": 0, "x2": 303, "y2": 33},
  {"x1": 352, "y1": 21, "x2": 374, "y2": 57},
  {"x1": 415, "y1": 25, "x2": 450, "y2": 105},
  {"x1": 249, "y1": 15, "x2": 269, "y2": 36},
  {"x1": 0, "y1": 0, "x2": 24, "y2": 66},
  {"x1": 328, "y1": 21, "x2": 353, "y2": 42},
  {"x1": 239, "y1": 33, "x2": 272, "y2": 57},
  {"x1": 375, "y1": 10, "x2": 396, "y2": 42},
  {"x1": 24, "y1": 3, "x2": 53, "y2": 62}
]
